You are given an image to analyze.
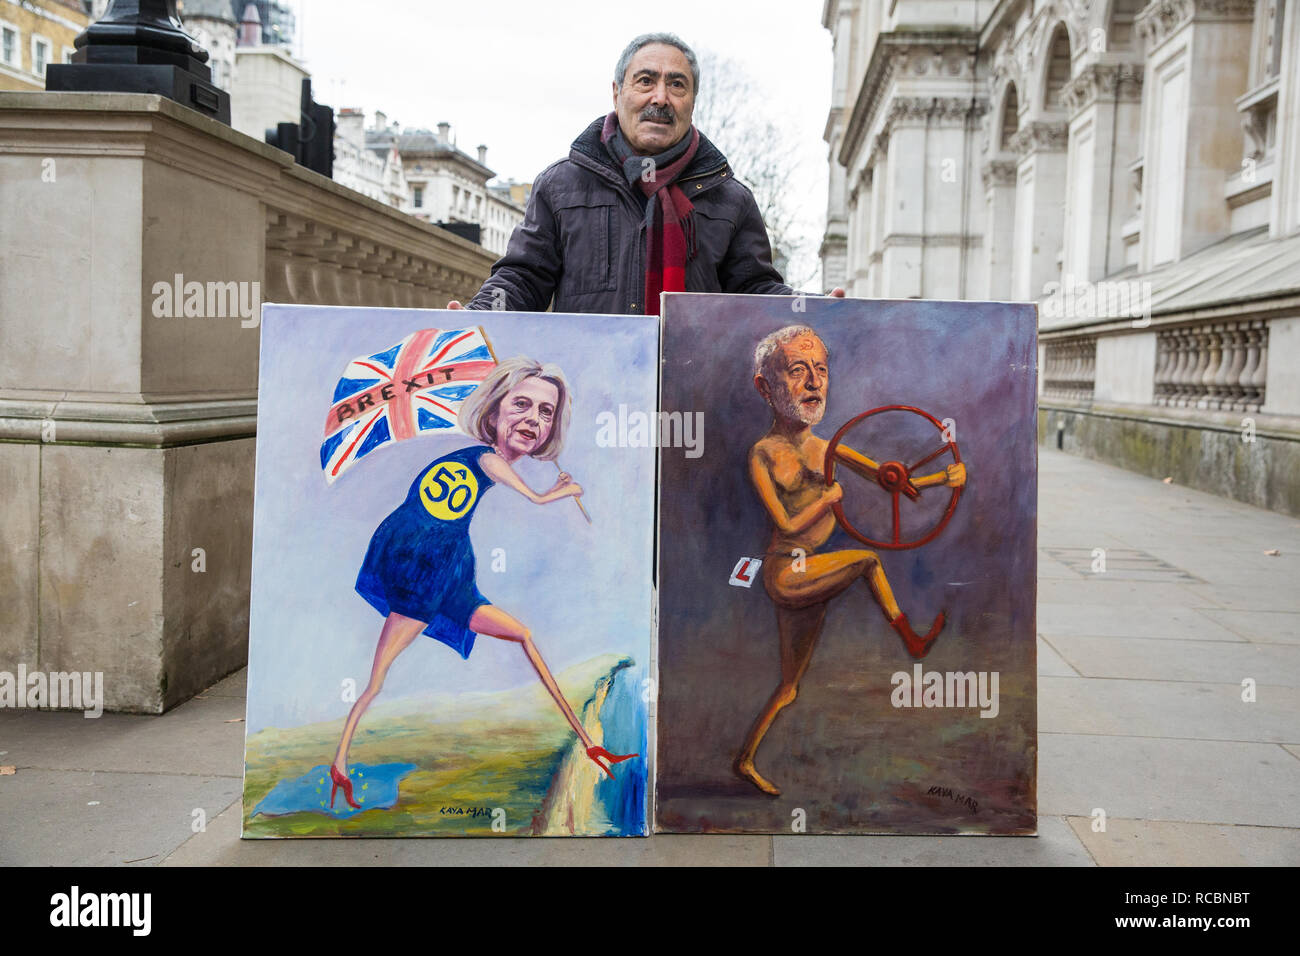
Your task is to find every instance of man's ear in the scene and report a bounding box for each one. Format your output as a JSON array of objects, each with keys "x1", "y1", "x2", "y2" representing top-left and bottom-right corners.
[
  {"x1": 754, "y1": 374, "x2": 771, "y2": 403},
  {"x1": 612, "y1": 80, "x2": 619, "y2": 107}
]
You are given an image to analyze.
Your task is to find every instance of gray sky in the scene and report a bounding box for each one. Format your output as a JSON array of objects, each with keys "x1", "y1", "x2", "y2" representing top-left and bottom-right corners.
[{"x1": 288, "y1": 0, "x2": 833, "y2": 286}]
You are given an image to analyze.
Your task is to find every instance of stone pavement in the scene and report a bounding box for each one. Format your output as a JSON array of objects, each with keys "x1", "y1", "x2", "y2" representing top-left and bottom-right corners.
[{"x1": 1, "y1": 447, "x2": 1297, "y2": 866}]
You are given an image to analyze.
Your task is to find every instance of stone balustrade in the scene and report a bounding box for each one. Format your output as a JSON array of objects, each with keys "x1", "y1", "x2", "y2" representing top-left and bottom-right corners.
[
  {"x1": 1042, "y1": 335, "x2": 1097, "y2": 402},
  {"x1": 1038, "y1": 308, "x2": 1299, "y2": 516},
  {"x1": 1153, "y1": 320, "x2": 1269, "y2": 412},
  {"x1": 261, "y1": 208, "x2": 489, "y2": 311}
]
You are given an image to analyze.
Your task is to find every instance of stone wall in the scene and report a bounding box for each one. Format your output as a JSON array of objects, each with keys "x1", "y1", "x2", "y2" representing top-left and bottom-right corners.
[
  {"x1": 0, "y1": 92, "x2": 496, "y2": 713},
  {"x1": 1039, "y1": 404, "x2": 1300, "y2": 517}
]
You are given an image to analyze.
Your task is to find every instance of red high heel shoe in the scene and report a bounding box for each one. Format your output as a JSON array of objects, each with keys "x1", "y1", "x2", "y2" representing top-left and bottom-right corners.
[
  {"x1": 329, "y1": 764, "x2": 361, "y2": 809},
  {"x1": 891, "y1": 610, "x2": 945, "y2": 659},
  {"x1": 586, "y1": 746, "x2": 638, "y2": 779}
]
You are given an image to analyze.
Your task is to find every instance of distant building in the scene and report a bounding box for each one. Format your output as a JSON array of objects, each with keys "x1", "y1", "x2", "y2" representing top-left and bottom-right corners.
[
  {"x1": 495, "y1": 178, "x2": 533, "y2": 208},
  {"x1": 228, "y1": 2, "x2": 309, "y2": 143},
  {"x1": 77, "y1": 0, "x2": 291, "y2": 46},
  {"x1": 333, "y1": 108, "x2": 407, "y2": 206},
  {"x1": 330, "y1": 112, "x2": 525, "y2": 254},
  {"x1": 230, "y1": 0, "x2": 294, "y2": 47},
  {"x1": 0, "y1": 0, "x2": 90, "y2": 93},
  {"x1": 385, "y1": 121, "x2": 526, "y2": 256},
  {"x1": 178, "y1": 0, "x2": 237, "y2": 92}
]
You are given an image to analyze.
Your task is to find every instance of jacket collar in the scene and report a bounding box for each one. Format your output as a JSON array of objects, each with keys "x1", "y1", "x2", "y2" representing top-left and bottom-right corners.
[{"x1": 568, "y1": 115, "x2": 730, "y2": 188}]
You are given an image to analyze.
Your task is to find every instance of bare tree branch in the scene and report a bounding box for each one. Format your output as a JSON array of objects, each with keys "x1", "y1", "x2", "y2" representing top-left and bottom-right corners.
[{"x1": 693, "y1": 49, "x2": 819, "y2": 289}]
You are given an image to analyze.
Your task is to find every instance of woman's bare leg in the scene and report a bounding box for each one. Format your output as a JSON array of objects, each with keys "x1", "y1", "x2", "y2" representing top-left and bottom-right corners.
[
  {"x1": 332, "y1": 612, "x2": 426, "y2": 775},
  {"x1": 469, "y1": 604, "x2": 593, "y2": 749}
]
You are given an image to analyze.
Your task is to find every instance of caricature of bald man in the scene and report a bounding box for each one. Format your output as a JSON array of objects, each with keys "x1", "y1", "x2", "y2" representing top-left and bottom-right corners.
[{"x1": 734, "y1": 325, "x2": 967, "y2": 796}]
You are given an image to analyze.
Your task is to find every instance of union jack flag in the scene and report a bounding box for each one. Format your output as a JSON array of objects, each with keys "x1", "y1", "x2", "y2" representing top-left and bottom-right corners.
[{"x1": 320, "y1": 326, "x2": 496, "y2": 484}]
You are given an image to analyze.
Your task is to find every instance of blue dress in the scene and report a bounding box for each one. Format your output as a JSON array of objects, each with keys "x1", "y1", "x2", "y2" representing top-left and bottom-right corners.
[{"x1": 355, "y1": 444, "x2": 497, "y2": 659}]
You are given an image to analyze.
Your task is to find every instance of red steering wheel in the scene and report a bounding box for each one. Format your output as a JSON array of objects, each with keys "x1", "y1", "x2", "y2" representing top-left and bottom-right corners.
[{"x1": 823, "y1": 404, "x2": 962, "y2": 550}]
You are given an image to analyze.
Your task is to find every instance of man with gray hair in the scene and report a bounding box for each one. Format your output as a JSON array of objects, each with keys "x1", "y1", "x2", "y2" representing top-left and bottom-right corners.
[{"x1": 450, "y1": 33, "x2": 844, "y2": 316}]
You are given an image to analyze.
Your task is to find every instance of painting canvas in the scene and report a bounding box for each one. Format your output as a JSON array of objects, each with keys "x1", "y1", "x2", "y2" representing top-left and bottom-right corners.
[
  {"x1": 242, "y1": 305, "x2": 655, "y2": 837},
  {"x1": 654, "y1": 292, "x2": 1038, "y2": 834}
]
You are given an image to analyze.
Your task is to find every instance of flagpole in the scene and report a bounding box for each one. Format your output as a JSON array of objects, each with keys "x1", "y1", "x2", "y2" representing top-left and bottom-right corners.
[
  {"x1": 558, "y1": 461, "x2": 592, "y2": 524},
  {"x1": 476, "y1": 324, "x2": 590, "y2": 525}
]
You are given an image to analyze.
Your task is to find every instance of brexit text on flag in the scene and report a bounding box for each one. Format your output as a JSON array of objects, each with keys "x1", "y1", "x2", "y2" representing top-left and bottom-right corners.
[{"x1": 320, "y1": 327, "x2": 496, "y2": 483}]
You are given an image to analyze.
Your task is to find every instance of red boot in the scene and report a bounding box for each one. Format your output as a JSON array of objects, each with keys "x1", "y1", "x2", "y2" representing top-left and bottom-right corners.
[{"x1": 891, "y1": 611, "x2": 945, "y2": 659}]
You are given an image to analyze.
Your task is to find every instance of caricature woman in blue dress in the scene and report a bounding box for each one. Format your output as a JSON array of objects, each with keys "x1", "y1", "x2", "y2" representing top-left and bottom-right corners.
[{"x1": 328, "y1": 356, "x2": 636, "y2": 809}]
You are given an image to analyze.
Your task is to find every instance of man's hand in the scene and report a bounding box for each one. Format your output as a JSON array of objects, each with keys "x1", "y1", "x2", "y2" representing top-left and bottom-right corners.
[
  {"x1": 945, "y1": 463, "x2": 967, "y2": 488},
  {"x1": 446, "y1": 300, "x2": 464, "y2": 310},
  {"x1": 824, "y1": 482, "x2": 844, "y2": 504}
]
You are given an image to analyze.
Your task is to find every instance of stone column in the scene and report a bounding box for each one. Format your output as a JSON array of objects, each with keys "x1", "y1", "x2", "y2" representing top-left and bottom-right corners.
[
  {"x1": 1136, "y1": 0, "x2": 1256, "y2": 268},
  {"x1": 1270, "y1": 0, "x2": 1300, "y2": 236},
  {"x1": 876, "y1": 96, "x2": 987, "y2": 300},
  {"x1": 1010, "y1": 121, "x2": 1069, "y2": 301},
  {"x1": 981, "y1": 158, "x2": 1018, "y2": 300},
  {"x1": 881, "y1": 108, "x2": 926, "y2": 299},
  {"x1": 1061, "y1": 63, "x2": 1145, "y2": 282}
]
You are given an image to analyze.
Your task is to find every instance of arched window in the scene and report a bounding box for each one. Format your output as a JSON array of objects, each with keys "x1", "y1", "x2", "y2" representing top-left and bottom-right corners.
[
  {"x1": 1001, "y1": 83, "x2": 1020, "y2": 151},
  {"x1": 1045, "y1": 25, "x2": 1072, "y2": 109}
]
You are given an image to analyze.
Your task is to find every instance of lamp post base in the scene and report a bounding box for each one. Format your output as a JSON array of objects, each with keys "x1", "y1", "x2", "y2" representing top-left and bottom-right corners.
[{"x1": 45, "y1": 63, "x2": 230, "y2": 125}]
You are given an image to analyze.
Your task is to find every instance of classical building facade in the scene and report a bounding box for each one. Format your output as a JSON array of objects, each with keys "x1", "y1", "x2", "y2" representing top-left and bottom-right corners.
[
  {"x1": 0, "y1": 0, "x2": 90, "y2": 92},
  {"x1": 332, "y1": 107, "x2": 408, "y2": 206},
  {"x1": 388, "y1": 122, "x2": 526, "y2": 256},
  {"x1": 823, "y1": 0, "x2": 1300, "y2": 516},
  {"x1": 329, "y1": 112, "x2": 527, "y2": 256}
]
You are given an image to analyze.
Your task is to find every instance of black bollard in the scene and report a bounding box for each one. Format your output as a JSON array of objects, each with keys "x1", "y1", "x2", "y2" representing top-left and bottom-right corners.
[{"x1": 45, "y1": 0, "x2": 231, "y2": 125}]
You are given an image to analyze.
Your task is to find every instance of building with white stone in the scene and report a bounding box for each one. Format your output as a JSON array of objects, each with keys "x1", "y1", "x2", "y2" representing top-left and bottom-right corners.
[
  {"x1": 332, "y1": 107, "x2": 408, "y2": 206},
  {"x1": 386, "y1": 121, "x2": 526, "y2": 256},
  {"x1": 329, "y1": 111, "x2": 525, "y2": 256},
  {"x1": 822, "y1": 0, "x2": 1300, "y2": 516}
]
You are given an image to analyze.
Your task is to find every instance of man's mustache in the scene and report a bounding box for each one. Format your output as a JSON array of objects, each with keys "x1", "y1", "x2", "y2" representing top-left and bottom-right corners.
[{"x1": 640, "y1": 104, "x2": 675, "y2": 123}]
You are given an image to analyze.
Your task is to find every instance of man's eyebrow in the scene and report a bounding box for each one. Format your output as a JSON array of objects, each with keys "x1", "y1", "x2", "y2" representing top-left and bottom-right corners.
[{"x1": 633, "y1": 68, "x2": 690, "y2": 83}]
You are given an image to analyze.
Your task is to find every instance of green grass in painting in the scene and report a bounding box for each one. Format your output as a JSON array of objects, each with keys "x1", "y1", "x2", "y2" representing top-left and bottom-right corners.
[{"x1": 241, "y1": 655, "x2": 622, "y2": 838}]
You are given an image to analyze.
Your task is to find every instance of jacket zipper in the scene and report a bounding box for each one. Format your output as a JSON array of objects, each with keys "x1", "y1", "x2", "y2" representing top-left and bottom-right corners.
[
  {"x1": 572, "y1": 151, "x2": 730, "y2": 197},
  {"x1": 676, "y1": 161, "x2": 728, "y2": 185}
]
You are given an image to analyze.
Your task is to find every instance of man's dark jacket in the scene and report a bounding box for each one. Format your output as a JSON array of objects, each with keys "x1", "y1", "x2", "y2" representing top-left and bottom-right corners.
[{"x1": 465, "y1": 117, "x2": 795, "y2": 314}]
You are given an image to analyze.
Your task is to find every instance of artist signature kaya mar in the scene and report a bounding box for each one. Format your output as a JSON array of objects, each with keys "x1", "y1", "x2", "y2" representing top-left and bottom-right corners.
[{"x1": 927, "y1": 786, "x2": 979, "y2": 814}]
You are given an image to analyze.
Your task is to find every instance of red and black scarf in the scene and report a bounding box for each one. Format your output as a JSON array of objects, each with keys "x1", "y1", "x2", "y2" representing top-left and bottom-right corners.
[{"x1": 601, "y1": 111, "x2": 700, "y2": 315}]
